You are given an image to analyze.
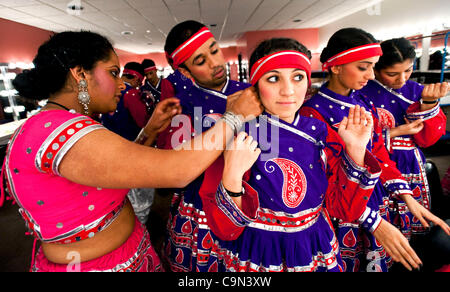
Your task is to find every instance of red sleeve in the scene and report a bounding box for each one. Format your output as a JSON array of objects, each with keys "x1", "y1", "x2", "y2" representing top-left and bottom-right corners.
[
  {"x1": 406, "y1": 102, "x2": 447, "y2": 148},
  {"x1": 198, "y1": 156, "x2": 259, "y2": 241},
  {"x1": 123, "y1": 88, "x2": 149, "y2": 128},
  {"x1": 160, "y1": 78, "x2": 176, "y2": 101},
  {"x1": 321, "y1": 123, "x2": 382, "y2": 222}
]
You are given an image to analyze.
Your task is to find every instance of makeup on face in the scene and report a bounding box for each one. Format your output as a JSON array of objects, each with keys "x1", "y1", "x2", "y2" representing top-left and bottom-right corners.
[
  {"x1": 332, "y1": 56, "x2": 380, "y2": 94},
  {"x1": 90, "y1": 52, "x2": 125, "y2": 112},
  {"x1": 376, "y1": 60, "x2": 414, "y2": 89},
  {"x1": 258, "y1": 68, "x2": 308, "y2": 123}
]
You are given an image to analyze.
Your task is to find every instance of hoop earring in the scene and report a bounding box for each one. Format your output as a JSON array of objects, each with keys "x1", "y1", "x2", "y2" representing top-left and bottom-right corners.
[{"x1": 78, "y1": 79, "x2": 90, "y2": 115}]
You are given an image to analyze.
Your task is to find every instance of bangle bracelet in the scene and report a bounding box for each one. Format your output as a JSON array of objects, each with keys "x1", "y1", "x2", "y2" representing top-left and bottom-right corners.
[
  {"x1": 221, "y1": 111, "x2": 244, "y2": 133},
  {"x1": 225, "y1": 187, "x2": 244, "y2": 197},
  {"x1": 421, "y1": 99, "x2": 439, "y2": 104},
  {"x1": 135, "y1": 128, "x2": 150, "y2": 144}
]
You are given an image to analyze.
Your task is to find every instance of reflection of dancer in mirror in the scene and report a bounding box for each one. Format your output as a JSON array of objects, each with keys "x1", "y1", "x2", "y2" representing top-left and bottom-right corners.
[
  {"x1": 3, "y1": 30, "x2": 262, "y2": 272},
  {"x1": 200, "y1": 38, "x2": 382, "y2": 272},
  {"x1": 359, "y1": 37, "x2": 449, "y2": 238},
  {"x1": 302, "y1": 28, "x2": 449, "y2": 272}
]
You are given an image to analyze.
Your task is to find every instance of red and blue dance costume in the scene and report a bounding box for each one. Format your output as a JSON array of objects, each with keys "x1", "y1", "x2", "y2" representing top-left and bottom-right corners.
[
  {"x1": 359, "y1": 79, "x2": 446, "y2": 237},
  {"x1": 198, "y1": 112, "x2": 381, "y2": 272},
  {"x1": 161, "y1": 78, "x2": 251, "y2": 272},
  {"x1": 301, "y1": 84, "x2": 416, "y2": 272}
]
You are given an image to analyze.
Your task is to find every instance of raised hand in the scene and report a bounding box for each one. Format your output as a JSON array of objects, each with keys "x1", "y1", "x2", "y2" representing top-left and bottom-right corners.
[
  {"x1": 145, "y1": 97, "x2": 182, "y2": 134},
  {"x1": 338, "y1": 105, "x2": 374, "y2": 166},
  {"x1": 421, "y1": 82, "x2": 449, "y2": 103},
  {"x1": 136, "y1": 97, "x2": 182, "y2": 146},
  {"x1": 226, "y1": 87, "x2": 264, "y2": 122},
  {"x1": 222, "y1": 132, "x2": 261, "y2": 196}
]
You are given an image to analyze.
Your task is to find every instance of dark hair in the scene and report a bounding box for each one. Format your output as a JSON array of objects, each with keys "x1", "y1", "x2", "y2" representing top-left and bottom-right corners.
[
  {"x1": 249, "y1": 38, "x2": 312, "y2": 74},
  {"x1": 164, "y1": 20, "x2": 206, "y2": 68},
  {"x1": 123, "y1": 62, "x2": 144, "y2": 77},
  {"x1": 375, "y1": 38, "x2": 416, "y2": 70},
  {"x1": 320, "y1": 27, "x2": 378, "y2": 65},
  {"x1": 12, "y1": 31, "x2": 115, "y2": 101},
  {"x1": 141, "y1": 59, "x2": 156, "y2": 69}
]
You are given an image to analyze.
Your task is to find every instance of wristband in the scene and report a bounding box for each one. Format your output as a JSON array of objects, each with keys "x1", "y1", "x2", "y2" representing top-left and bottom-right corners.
[
  {"x1": 421, "y1": 99, "x2": 439, "y2": 104},
  {"x1": 225, "y1": 187, "x2": 244, "y2": 197}
]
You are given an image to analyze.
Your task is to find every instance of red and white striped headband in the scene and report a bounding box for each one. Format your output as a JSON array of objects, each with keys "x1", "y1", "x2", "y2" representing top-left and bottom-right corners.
[
  {"x1": 169, "y1": 27, "x2": 214, "y2": 69},
  {"x1": 322, "y1": 43, "x2": 383, "y2": 71},
  {"x1": 144, "y1": 66, "x2": 157, "y2": 74},
  {"x1": 122, "y1": 69, "x2": 144, "y2": 83},
  {"x1": 250, "y1": 50, "x2": 311, "y2": 86}
]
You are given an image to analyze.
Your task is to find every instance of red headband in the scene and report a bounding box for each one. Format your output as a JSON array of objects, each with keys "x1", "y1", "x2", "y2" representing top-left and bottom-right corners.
[
  {"x1": 250, "y1": 50, "x2": 311, "y2": 86},
  {"x1": 144, "y1": 66, "x2": 157, "y2": 74},
  {"x1": 122, "y1": 69, "x2": 144, "y2": 83},
  {"x1": 322, "y1": 43, "x2": 383, "y2": 71},
  {"x1": 170, "y1": 27, "x2": 214, "y2": 69}
]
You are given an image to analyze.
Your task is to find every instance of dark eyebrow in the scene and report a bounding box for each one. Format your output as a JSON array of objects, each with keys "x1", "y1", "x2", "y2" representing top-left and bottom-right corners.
[
  {"x1": 359, "y1": 61, "x2": 375, "y2": 65},
  {"x1": 210, "y1": 41, "x2": 217, "y2": 49}
]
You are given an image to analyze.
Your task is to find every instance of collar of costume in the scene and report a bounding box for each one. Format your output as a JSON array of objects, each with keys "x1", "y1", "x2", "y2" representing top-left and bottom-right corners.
[
  {"x1": 170, "y1": 27, "x2": 214, "y2": 69},
  {"x1": 144, "y1": 66, "x2": 157, "y2": 73},
  {"x1": 250, "y1": 50, "x2": 311, "y2": 86},
  {"x1": 122, "y1": 69, "x2": 144, "y2": 83},
  {"x1": 322, "y1": 43, "x2": 383, "y2": 71}
]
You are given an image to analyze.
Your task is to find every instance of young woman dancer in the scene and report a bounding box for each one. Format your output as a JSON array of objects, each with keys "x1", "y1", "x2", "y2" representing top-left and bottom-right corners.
[
  {"x1": 358, "y1": 37, "x2": 449, "y2": 238},
  {"x1": 198, "y1": 38, "x2": 384, "y2": 272}
]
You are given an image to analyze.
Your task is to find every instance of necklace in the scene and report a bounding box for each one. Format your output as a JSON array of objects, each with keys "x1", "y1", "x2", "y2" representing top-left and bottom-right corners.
[{"x1": 46, "y1": 101, "x2": 71, "y2": 111}]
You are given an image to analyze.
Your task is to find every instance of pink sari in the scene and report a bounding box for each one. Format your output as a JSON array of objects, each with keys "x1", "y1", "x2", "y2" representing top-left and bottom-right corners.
[{"x1": 3, "y1": 110, "x2": 161, "y2": 272}]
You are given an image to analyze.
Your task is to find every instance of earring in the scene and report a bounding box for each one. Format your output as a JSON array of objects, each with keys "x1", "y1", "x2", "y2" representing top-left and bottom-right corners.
[{"x1": 78, "y1": 79, "x2": 90, "y2": 115}]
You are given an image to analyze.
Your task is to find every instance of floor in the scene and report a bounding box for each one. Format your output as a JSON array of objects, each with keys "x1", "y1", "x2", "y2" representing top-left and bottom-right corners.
[{"x1": 1, "y1": 141, "x2": 449, "y2": 272}]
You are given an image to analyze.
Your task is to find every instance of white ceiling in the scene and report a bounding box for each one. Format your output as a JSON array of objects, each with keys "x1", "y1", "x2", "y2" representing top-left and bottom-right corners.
[{"x1": 0, "y1": 0, "x2": 384, "y2": 54}]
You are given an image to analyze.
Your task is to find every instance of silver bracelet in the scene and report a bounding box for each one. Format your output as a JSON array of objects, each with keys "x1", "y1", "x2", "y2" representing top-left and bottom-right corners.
[
  {"x1": 135, "y1": 128, "x2": 150, "y2": 144},
  {"x1": 221, "y1": 111, "x2": 244, "y2": 133}
]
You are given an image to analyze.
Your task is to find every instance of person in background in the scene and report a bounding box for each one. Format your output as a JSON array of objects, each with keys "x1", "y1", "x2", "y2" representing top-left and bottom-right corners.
[
  {"x1": 101, "y1": 62, "x2": 148, "y2": 141},
  {"x1": 4, "y1": 30, "x2": 262, "y2": 272},
  {"x1": 199, "y1": 38, "x2": 382, "y2": 272},
  {"x1": 301, "y1": 27, "x2": 449, "y2": 272},
  {"x1": 358, "y1": 37, "x2": 448, "y2": 239},
  {"x1": 141, "y1": 59, "x2": 162, "y2": 116}
]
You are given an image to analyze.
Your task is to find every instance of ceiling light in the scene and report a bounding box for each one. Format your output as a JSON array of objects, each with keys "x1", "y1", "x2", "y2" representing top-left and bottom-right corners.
[
  {"x1": 67, "y1": 3, "x2": 84, "y2": 11},
  {"x1": 293, "y1": 19, "x2": 302, "y2": 23},
  {"x1": 121, "y1": 31, "x2": 134, "y2": 36}
]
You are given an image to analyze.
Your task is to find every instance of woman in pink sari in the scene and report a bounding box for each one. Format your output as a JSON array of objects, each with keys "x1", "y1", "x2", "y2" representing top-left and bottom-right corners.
[{"x1": 2, "y1": 31, "x2": 262, "y2": 272}]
